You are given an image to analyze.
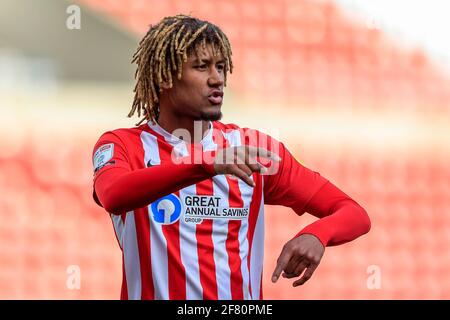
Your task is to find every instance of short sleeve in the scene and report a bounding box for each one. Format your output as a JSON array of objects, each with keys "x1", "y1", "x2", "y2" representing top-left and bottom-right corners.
[
  {"x1": 263, "y1": 138, "x2": 329, "y2": 215},
  {"x1": 92, "y1": 132, "x2": 131, "y2": 180},
  {"x1": 92, "y1": 132, "x2": 131, "y2": 206}
]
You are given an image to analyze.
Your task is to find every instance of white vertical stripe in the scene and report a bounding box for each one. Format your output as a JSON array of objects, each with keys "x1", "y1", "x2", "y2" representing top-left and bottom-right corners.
[
  {"x1": 250, "y1": 192, "x2": 265, "y2": 300},
  {"x1": 211, "y1": 175, "x2": 232, "y2": 300},
  {"x1": 223, "y1": 129, "x2": 242, "y2": 147},
  {"x1": 237, "y1": 179, "x2": 254, "y2": 300},
  {"x1": 179, "y1": 187, "x2": 204, "y2": 299},
  {"x1": 111, "y1": 214, "x2": 124, "y2": 249},
  {"x1": 122, "y1": 211, "x2": 141, "y2": 299},
  {"x1": 141, "y1": 131, "x2": 169, "y2": 300},
  {"x1": 149, "y1": 216, "x2": 169, "y2": 300},
  {"x1": 177, "y1": 143, "x2": 203, "y2": 299},
  {"x1": 202, "y1": 128, "x2": 217, "y2": 151}
]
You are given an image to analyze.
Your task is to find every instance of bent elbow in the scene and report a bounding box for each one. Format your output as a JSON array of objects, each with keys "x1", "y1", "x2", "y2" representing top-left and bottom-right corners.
[
  {"x1": 359, "y1": 206, "x2": 371, "y2": 235},
  {"x1": 97, "y1": 186, "x2": 123, "y2": 215},
  {"x1": 103, "y1": 201, "x2": 121, "y2": 215}
]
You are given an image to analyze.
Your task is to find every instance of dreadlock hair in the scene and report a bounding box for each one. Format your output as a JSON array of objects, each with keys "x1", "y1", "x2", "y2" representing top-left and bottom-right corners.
[{"x1": 129, "y1": 15, "x2": 233, "y2": 125}]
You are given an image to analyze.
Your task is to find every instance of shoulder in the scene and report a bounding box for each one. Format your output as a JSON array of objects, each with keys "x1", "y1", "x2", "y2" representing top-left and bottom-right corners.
[
  {"x1": 91, "y1": 125, "x2": 149, "y2": 171},
  {"x1": 96, "y1": 124, "x2": 148, "y2": 141},
  {"x1": 92, "y1": 124, "x2": 149, "y2": 156},
  {"x1": 94, "y1": 124, "x2": 149, "y2": 145}
]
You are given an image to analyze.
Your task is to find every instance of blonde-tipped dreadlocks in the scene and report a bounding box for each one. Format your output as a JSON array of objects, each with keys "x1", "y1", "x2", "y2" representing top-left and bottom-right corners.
[{"x1": 129, "y1": 15, "x2": 233, "y2": 125}]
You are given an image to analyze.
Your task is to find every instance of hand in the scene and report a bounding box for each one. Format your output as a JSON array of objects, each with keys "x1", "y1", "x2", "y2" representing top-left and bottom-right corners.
[
  {"x1": 213, "y1": 146, "x2": 281, "y2": 187},
  {"x1": 271, "y1": 234, "x2": 325, "y2": 287}
]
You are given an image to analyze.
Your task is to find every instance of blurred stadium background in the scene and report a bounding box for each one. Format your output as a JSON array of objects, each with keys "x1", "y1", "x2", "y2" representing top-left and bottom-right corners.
[{"x1": 1, "y1": 0, "x2": 449, "y2": 299}]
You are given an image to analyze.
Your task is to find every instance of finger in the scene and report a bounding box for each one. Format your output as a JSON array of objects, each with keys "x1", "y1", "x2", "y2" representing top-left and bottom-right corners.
[
  {"x1": 283, "y1": 259, "x2": 308, "y2": 279},
  {"x1": 247, "y1": 146, "x2": 281, "y2": 162},
  {"x1": 237, "y1": 163, "x2": 253, "y2": 177},
  {"x1": 236, "y1": 146, "x2": 256, "y2": 167},
  {"x1": 272, "y1": 249, "x2": 292, "y2": 283},
  {"x1": 235, "y1": 146, "x2": 246, "y2": 165},
  {"x1": 222, "y1": 147, "x2": 239, "y2": 165},
  {"x1": 228, "y1": 166, "x2": 254, "y2": 187},
  {"x1": 283, "y1": 255, "x2": 301, "y2": 275},
  {"x1": 293, "y1": 263, "x2": 319, "y2": 287},
  {"x1": 285, "y1": 260, "x2": 310, "y2": 279},
  {"x1": 245, "y1": 162, "x2": 268, "y2": 174},
  {"x1": 294, "y1": 260, "x2": 310, "y2": 276}
]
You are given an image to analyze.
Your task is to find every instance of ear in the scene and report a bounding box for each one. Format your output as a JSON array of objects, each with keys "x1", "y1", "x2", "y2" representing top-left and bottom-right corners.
[{"x1": 160, "y1": 81, "x2": 171, "y2": 90}]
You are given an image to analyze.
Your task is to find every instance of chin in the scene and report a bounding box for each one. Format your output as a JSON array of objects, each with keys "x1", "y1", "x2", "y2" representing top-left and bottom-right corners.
[{"x1": 199, "y1": 108, "x2": 223, "y2": 121}]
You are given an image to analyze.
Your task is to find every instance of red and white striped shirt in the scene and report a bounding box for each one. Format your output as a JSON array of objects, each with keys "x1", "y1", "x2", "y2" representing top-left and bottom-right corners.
[{"x1": 92, "y1": 120, "x2": 330, "y2": 300}]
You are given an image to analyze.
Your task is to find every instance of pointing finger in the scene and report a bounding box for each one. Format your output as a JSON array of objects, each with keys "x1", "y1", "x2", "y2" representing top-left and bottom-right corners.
[{"x1": 272, "y1": 250, "x2": 292, "y2": 283}]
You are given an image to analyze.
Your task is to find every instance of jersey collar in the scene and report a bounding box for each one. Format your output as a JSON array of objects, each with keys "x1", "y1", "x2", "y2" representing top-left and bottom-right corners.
[{"x1": 147, "y1": 120, "x2": 215, "y2": 150}]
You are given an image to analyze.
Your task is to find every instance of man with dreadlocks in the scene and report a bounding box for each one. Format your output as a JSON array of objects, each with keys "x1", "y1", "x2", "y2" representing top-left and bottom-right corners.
[{"x1": 92, "y1": 15, "x2": 370, "y2": 300}]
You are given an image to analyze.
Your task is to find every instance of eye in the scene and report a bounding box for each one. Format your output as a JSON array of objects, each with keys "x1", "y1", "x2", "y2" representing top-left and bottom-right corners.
[
  {"x1": 195, "y1": 64, "x2": 207, "y2": 70},
  {"x1": 217, "y1": 64, "x2": 225, "y2": 72}
]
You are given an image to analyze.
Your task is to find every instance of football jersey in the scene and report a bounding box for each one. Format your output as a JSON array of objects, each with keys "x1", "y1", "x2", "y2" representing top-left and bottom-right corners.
[{"x1": 92, "y1": 120, "x2": 328, "y2": 300}]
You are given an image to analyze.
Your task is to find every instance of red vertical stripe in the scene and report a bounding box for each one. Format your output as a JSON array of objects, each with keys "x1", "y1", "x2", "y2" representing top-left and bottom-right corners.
[
  {"x1": 134, "y1": 207, "x2": 154, "y2": 299},
  {"x1": 259, "y1": 270, "x2": 264, "y2": 300},
  {"x1": 225, "y1": 177, "x2": 245, "y2": 300},
  {"x1": 120, "y1": 253, "x2": 128, "y2": 300},
  {"x1": 221, "y1": 127, "x2": 248, "y2": 299},
  {"x1": 195, "y1": 179, "x2": 218, "y2": 299}
]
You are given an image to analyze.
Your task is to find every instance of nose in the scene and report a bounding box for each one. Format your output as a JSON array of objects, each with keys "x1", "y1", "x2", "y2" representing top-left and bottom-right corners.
[{"x1": 207, "y1": 67, "x2": 224, "y2": 87}]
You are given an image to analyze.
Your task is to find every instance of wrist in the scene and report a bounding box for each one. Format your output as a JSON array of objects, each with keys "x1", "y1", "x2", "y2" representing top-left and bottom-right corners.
[
  {"x1": 198, "y1": 149, "x2": 216, "y2": 175},
  {"x1": 201, "y1": 162, "x2": 217, "y2": 175},
  {"x1": 295, "y1": 226, "x2": 331, "y2": 248}
]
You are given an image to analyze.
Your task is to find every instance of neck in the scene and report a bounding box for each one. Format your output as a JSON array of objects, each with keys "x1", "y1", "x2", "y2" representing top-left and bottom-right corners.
[{"x1": 157, "y1": 109, "x2": 210, "y2": 144}]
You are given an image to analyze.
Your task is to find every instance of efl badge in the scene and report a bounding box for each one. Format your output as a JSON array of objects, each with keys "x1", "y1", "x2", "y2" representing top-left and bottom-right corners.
[{"x1": 93, "y1": 143, "x2": 114, "y2": 172}]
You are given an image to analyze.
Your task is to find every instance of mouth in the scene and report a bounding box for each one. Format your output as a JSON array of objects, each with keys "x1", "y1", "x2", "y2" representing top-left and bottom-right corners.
[{"x1": 207, "y1": 90, "x2": 223, "y2": 105}]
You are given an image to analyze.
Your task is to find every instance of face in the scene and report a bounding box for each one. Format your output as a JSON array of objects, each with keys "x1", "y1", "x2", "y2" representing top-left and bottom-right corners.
[{"x1": 160, "y1": 43, "x2": 226, "y2": 121}]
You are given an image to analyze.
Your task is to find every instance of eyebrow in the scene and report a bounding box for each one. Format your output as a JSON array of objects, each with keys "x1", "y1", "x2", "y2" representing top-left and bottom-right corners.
[{"x1": 194, "y1": 58, "x2": 226, "y2": 64}]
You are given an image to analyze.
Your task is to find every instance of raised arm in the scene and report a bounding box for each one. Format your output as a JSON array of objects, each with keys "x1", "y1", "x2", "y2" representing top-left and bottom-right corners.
[{"x1": 92, "y1": 132, "x2": 216, "y2": 214}]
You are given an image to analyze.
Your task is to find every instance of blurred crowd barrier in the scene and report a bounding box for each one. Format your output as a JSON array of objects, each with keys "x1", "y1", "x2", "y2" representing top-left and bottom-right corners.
[{"x1": 0, "y1": 0, "x2": 449, "y2": 299}]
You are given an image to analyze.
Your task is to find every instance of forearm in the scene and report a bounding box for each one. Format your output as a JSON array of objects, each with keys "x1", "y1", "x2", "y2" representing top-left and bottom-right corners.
[
  {"x1": 94, "y1": 162, "x2": 216, "y2": 214},
  {"x1": 296, "y1": 200, "x2": 371, "y2": 247}
]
